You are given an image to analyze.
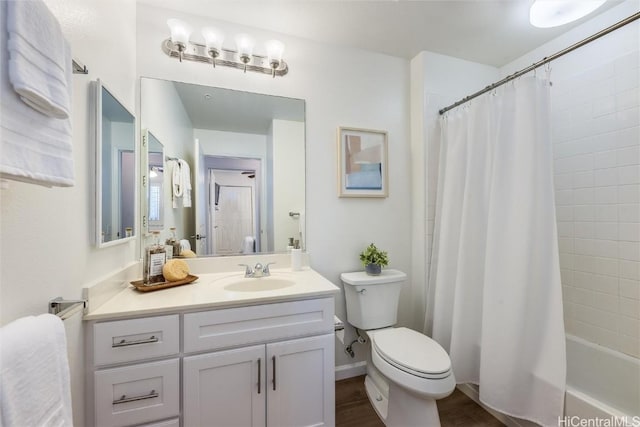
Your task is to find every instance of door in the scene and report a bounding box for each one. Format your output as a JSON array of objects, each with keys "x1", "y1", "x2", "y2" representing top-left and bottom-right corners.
[
  {"x1": 183, "y1": 345, "x2": 266, "y2": 427},
  {"x1": 215, "y1": 185, "x2": 254, "y2": 255},
  {"x1": 267, "y1": 334, "x2": 335, "y2": 427}
]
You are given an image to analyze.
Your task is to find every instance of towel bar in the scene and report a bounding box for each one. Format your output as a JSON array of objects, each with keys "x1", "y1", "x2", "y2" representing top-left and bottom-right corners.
[{"x1": 49, "y1": 297, "x2": 86, "y2": 320}]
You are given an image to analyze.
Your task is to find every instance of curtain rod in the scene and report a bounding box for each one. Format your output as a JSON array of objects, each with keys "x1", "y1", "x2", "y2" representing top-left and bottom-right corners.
[{"x1": 439, "y1": 11, "x2": 640, "y2": 115}]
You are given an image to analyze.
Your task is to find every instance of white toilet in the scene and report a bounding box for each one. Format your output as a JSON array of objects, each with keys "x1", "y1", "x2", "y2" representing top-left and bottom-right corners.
[{"x1": 341, "y1": 269, "x2": 455, "y2": 427}]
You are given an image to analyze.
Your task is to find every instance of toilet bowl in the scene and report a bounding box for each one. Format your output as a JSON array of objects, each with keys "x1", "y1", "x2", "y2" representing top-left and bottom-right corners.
[{"x1": 341, "y1": 270, "x2": 455, "y2": 426}]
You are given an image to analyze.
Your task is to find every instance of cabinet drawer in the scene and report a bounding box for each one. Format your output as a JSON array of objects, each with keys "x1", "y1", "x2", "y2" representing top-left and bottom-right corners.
[
  {"x1": 94, "y1": 315, "x2": 179, "y2": 366},
  {"x1": 94, "y1": 359, "x2": 179, "y2": 427},
  {"x1": 136, "y1": 418, "x2": 180, "y2": 427},
  {"x1": 184, "y1": 298, "x2": 334, "y2": 353}
]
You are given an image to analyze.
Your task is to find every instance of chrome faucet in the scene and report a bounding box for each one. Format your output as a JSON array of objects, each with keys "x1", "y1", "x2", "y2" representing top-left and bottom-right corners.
[{"x1": 239, "y1": 262, "x2": 276, "y2": 278}]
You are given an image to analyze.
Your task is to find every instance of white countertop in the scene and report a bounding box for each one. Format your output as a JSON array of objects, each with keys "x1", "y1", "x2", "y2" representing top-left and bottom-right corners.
[{"x1": 84, "y1": 267, "x2": 340, "y2": 321}]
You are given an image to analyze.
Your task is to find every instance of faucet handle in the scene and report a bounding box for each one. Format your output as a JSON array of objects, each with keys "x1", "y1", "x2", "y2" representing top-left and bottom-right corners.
[
  {"x1": 238, "y1": 263, "x2": 254, "y2": 276},
  {"x1": 263, "y1": 262, "x2": 276, "y2": 275}
]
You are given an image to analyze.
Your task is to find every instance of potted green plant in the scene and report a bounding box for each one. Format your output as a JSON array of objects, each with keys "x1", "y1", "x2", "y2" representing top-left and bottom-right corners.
[{"x1": 359, "y1": 243, "x2": 389, "y2": 275}]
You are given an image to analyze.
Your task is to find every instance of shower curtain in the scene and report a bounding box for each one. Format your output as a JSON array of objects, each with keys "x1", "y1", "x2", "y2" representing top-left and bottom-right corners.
[{"x1": 429, "y1": 75, "x2": 566, "y2": 426}]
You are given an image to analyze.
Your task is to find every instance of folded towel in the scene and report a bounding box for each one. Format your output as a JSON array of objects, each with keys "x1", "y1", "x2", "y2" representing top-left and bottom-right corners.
[
  {"x1": 0, "y1": 0, "x2": 74, "y2": 187},
  {"x1": 7, "y1": 0, "x2": 71, "y2": 119},
  {"x1": 0, "y1": 314, "x2": 73, "y2": 427}
]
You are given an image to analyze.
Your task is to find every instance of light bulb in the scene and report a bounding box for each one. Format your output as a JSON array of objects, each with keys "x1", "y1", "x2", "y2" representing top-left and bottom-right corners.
[
  {"x1": 202, "y1": 27, "x2": 224, "y2": 67},
  {"x1": 167, "y1": 19, "x2": 192, "y2": 62},
  {"x1": 235, "y1": 33, "x2": 255, "y2": 72}
]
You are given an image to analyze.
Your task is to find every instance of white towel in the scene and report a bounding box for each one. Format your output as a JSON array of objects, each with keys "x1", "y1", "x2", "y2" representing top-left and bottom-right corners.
[
  {"x1": 0, "y1": 314, "x2": 73, "y2": 427},
  {"x1": 7, "y1": 0, "x2": 71, "y2": 119},
  {"x1": 179, "y1": 239, "x2": 191, "y2": 253},
  {"x1": 171, "y1": 159, "x2": 183, "y2": 208},
  {"x1": 171, "y1": 159, "x2": 192, "y2": 208},
  {"x1": 179, "y1": 159, "x2": 192, "y2": 208},
  {"x1": 0, "y1": 1, "x2": 74, "y2": 187}
]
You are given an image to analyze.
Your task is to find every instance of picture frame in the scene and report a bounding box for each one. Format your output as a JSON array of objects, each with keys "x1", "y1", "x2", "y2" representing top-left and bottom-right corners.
[{"x1": 337, "y1": 127, "x2": 388, "y2": 198}]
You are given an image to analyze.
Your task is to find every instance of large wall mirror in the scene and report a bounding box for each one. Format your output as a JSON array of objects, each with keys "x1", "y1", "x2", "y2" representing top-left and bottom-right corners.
[
  {"x1": 94, "y1": 79, "x2": 136, "y2": 247},
  {"x1": 140, "y1": 77, "x2": 305, "y2": 257}
]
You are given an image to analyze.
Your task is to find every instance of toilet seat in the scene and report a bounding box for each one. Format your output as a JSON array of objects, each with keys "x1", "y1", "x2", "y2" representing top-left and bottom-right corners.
[{"x1": 370, "y1": 327, "x2": 452, "y2": 380}]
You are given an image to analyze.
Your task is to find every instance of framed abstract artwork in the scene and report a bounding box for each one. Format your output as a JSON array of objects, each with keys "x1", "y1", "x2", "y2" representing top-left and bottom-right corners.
[{"x1": 337, "y1": 127, "x2": 388, "y2": 198}]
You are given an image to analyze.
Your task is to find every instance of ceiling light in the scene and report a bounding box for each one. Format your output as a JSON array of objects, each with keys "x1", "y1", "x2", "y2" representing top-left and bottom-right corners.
[
  {"x1": 530, "y1": 0, "x2": 607, "y2": 28},
  {"x1": 162, "y1": 20, "x2": 289, "y2": 77}
]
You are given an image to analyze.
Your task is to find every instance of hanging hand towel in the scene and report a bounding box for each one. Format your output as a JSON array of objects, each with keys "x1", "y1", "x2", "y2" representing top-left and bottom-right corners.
[
  {"x1": 172, "y1": 159, "x2": 183, "y2": 209},
  {"x1": 0, "y1": 0, "x2": 74, "y2": 187},
  {"x1": 0, "y1": 314, "x2": 73, "y2": 427},
  {"x1": 7, "y1": 0, "x2": 71, "y2": 119},
  {"x1": 179, "y1": 159, "x2": 192, "y2": 208}
]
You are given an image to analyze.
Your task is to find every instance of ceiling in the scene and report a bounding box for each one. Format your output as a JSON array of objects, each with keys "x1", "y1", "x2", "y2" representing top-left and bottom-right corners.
[
  {"x1": 140, "y1": 0, "x2": 624, "y2": 67},
  {"x1": 170, "y1": 80, "x2": 305, "y2": 134}
]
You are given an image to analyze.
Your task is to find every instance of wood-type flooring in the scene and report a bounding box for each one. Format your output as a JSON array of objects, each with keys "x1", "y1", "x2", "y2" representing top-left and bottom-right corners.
[{"x1": 335, "y1": 375, "x2": 505, "y2": 427}]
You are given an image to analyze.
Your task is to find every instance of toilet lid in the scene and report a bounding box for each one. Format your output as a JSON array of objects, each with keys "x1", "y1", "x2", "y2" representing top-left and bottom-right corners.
[{"x1": 372, "y1": 327, "x2": 451, "y2": 376}]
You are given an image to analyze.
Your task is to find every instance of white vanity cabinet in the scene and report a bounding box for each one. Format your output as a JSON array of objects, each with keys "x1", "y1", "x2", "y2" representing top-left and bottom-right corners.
[{"x1": 87, "y1": 297, "x2": 335, "y2": 427}]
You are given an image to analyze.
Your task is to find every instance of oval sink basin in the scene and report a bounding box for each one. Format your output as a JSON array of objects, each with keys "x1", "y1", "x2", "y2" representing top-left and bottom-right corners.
[{"x1": 223, "y1": 277, "x2": 296, "y2": 292}]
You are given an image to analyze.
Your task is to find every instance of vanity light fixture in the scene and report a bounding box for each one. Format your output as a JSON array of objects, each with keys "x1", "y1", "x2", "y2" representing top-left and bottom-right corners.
[
  {"x1": 163, "y1": 20, "x2": 288, "y2": 77},
  {"x1": 530, "y1": 0, "x2": 607, "y2": 28}
]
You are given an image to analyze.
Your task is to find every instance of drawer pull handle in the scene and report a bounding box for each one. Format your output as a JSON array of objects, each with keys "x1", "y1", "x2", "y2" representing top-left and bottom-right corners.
[
  {"x1": 272, "y1": 355, "x2": 276, "y2": 391},
  {"x1": 257, "y1": 358, "x2": 261, "y2": 394},
  {"x1": 112, "y1": 335, "x2": 158, "y2": 348},
  {"x1": 113, "y1": 390, "x2": 158, "y2": 405}
]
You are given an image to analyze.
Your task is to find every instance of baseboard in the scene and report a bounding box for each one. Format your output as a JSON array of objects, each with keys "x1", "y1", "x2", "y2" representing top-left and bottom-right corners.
[
  {"x1": 335, "y1": 361, "x2": 367, "y2": 381},
  {"x1": 456, "y1": 384, "x2": 537, "y2": 427}
]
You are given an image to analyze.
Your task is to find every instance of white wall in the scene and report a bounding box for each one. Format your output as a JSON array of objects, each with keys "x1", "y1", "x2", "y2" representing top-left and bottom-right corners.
[
  {"x1": 140, "y1": 77, "x2": 194, "y2": 244},
  {"x1": 0, "y1": 0, "x2": 136, "y2": 424},
  {"x1": 501, "y1": 0, "x2": 640, "y2": 358},
  {"x1": 272, "y1": 120, "x2": 305, "y2": 252},
  {"x1": 137, "y1": 3, "x2": 411, "y2": 367}
]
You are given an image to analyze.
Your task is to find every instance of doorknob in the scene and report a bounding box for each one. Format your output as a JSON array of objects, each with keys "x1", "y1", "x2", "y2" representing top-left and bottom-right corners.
[{"x1": 190, "y1": 234, "x2": 207, "y2": 240}]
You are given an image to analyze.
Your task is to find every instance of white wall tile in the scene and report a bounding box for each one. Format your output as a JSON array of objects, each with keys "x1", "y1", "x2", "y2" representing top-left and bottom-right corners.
[
  {"x1": 594, "y1": 168, "x2": 618, "y2": 186},
  {"x1": 595, "y1": 257, "x2": 619, "y2": 277},
  {"x1": 573, "y1": 171, "x2": 594, "y2": 188},
  {"x1": 618, "y1": 316, "x2": 640, "y2": 339},
  {"x1": 620, "y1": 260, "x2": 640, "y2": 281},
  {"x1": 595, "y1": 150, "x2": 618, "y2": 169},
  {"x1": 594, "y1": 186, "x2": 618, "y2": 204},
  {"x1": 619, "y1": 222, "x2": 640, "y2": 241},
  {"x1": 574, "y1": 238, "x2": 594, "y2": 256},
  {"x1": 617, "y1": 335, "x2": 639, "y2": 358},
  {"x1": 574, "y1": 188, "x2": 594, "y2": 204},
  {"x1": 620, "y1": 278, "x2": 640, "y2": 300},
  {"x1": 556, "y1": 206, "x2": 574, "y2": 221},
  {"x1": 592, "y1": 240, "x2": 618, "y2": 259},
  {"x1": 617, "y1": 146, "x2": 640, "y2": 167},
  {"x1": 619, "y1": 297, "x2": 640, "y2": 319},
  {"x1": 620, "y1": 241, "x2": 640, "y2": 262},
  {"x1": 558, "y1": 221, "x2": 575, "y2": 238},
  {"x1": 573, "y1": 271, "x2": 595, "y2": 289},
  {"x1": 555, "y1": 189, "x2": 574, "y2": 205},
  {"x1": 591, "y1": 274, "x2": 618, "y2": 295},
  {"x1": 613, "y1": 126, "x2": 639, "y2": 149},
  {"x1": 618, "y1": 204, "x2": 640, "y2": 223},
  {"x1": 618, "y1": 184, "x2": 640, "y2": 203},
  {"x1": 595, "y1": 222, "x2": 618, "y2": 240},
  {"x1": 559, "y1": 237, "x2": 574, "y2": 254},
  {"x1": 618, "y1": 165, "x2": 640, "y2": 185},
  {"x1": 574, "y1": 205, "x2": 594, "y2": 221},
  {"x1": 575, "y1": 222, "x2": 595, "y2": 239},
  {"x1": 595, "y1": 205, "x2": 618, "y2": 222}
]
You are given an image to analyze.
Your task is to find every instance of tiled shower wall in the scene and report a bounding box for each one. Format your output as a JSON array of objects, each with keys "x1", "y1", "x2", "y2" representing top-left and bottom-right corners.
[{"x1": 553, "y1": 50, "x2": 640, "y2": 358}]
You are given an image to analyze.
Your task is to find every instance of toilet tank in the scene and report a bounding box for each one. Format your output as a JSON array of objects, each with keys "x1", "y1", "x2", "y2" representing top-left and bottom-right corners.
[{"x1": 341, "y1": 269, "x2": 407, "y2": 330}]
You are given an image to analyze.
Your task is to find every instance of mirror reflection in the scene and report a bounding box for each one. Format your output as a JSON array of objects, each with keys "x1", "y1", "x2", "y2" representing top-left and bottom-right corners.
[
  {"x1": 140, "y1": 78, "x2": 305, "y2": 257},
  {"x1": 96, "y1": 80, "x2": 136, "y2": 246}
]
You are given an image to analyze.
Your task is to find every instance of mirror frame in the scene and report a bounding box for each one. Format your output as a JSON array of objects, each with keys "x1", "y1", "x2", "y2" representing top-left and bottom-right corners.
[
  {"x1": 142, "y1": 129, "x2": 165, "y2": 233},
  {"x1": 93, "y1": 79, "x2": 137, "y2": 248}
]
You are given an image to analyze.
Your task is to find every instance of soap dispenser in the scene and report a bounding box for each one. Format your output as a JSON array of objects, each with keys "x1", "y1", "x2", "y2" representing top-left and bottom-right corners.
[{"x1": 291, "y1": 239, "x2": 302, "y2": 271}]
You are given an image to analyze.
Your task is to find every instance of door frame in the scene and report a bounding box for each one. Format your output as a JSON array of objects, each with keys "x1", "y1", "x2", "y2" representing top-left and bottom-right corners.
[{"x1": 204, "y1": 156, "x2": 262, "y2": 254}]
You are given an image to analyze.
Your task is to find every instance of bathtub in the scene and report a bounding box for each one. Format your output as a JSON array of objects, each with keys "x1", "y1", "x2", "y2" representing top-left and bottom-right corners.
[
  {"x1": 565, "y1": 334, "x2": 640, "y2": 419},
  {"x1": 457, "y1": 335, "x2": 639, "y2": 426}
]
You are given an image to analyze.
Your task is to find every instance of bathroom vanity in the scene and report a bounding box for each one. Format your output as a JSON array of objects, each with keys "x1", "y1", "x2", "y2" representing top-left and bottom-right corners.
[{"x1": 83, "y1": 262, "x2": 339, "y2": 427}]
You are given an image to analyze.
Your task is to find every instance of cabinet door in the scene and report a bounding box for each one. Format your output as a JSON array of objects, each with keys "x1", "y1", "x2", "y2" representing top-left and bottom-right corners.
[
  {"x1": 267, "y1": 334, "x2": 335, "y2": 427},
  {"x1": 183, "y1": 345, "x2": 266, "y2": 427}
]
